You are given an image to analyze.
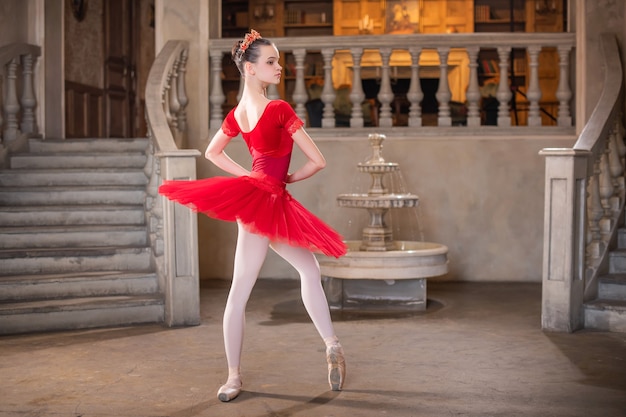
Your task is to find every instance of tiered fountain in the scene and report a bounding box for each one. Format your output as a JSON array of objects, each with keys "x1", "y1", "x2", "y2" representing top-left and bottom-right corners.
[{"x1": 319, "y1": 133, "x2": 449, "y2": 312}]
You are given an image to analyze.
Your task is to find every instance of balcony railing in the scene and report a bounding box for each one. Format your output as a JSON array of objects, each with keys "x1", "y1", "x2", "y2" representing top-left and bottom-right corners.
[{"x1": 209, "y1": 32, "x2": 576, "y2": 132}]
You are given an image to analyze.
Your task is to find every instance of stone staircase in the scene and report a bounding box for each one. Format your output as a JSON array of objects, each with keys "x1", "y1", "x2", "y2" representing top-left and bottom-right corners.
[
  {"x1": 0, "y1": 138, "x2": 164, "y2": 335},
  {"x1": 584, "y1": 228, "x2": 626, "y2": 332}
]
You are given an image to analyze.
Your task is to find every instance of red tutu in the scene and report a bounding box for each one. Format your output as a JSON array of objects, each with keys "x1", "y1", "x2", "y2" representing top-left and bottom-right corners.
[{"x1": 158, "y1": 172, "x2": 347, "y2": 258}]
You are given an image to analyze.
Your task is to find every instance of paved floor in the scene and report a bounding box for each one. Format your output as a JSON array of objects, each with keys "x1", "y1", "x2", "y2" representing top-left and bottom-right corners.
[{"x1": 1, "y1": 280, "x2": 625, "y2": 417}]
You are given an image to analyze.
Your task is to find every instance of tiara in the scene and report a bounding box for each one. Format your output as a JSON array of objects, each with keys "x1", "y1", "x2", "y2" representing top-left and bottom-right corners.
[{"x1": 239, "y1": 29, "x2": 262, "y2": 53}]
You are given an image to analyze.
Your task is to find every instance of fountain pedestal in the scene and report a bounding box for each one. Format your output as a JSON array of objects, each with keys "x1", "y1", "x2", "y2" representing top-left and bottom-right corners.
[{"x1": 319, "y1": 134, "x2": 448, "y2": 312}]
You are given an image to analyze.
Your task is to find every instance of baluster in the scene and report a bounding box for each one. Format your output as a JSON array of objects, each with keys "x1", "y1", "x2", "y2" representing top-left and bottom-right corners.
[
  {"x1": 614, "y1": 116, "x2": 626, "y2": 175},
  {"x1": 162, "y1": 66, "x2": 174, "y2": 130},
  {"x1": 291, "y1": 48, "x2": 308, "y2": 122},
  {"x1": 407, "y1": 46, "x2": 423, "y2": 127},
  {"x1": 526, "y1": 46, "x2": 542, "y2": 127},
  {"x1": 496, "y1": 46, "x2": 512, "y2": 127},
  {"x1": 209, "y1": 50, "x2": 226, "y2": 129},
  {"x1": 608, "y1": 126, "x2": 626, "y2": 206},
  {"x1": 321, "y1": 48, "x2": 336, "y2": 128},
  {"x1": 465, "y1": 46, "x2": 480, "y2": 127},
  {"x1": 377, "y1": 47, "x2": 394, "y2": 127},
  {"x1": 587, "y1": 163, "x2": 603, "y2": 262},
  {"x1": 349, "y1": 47, "x2": 365, "y2": 128},
  {"x1": 556, "y1": 45, "x2": 573, "y2": 127},
  {"x1": 3, "y1": 58, "x2": 20, "y2": 142},
  {"x1": 20, "y1": 54, "x2": 38, "y2": 135},
  {"x1": 436, "y1": 47, "x2": 451, "y2": 127},
  {"x1": 168, "y1": 58, "x2": 181, "y2": 132},
  {"x1": 599, "y1": 150, "x2": 613, "y2": 235},
  {"x1": 176, "y1": 49, "x2": 188, "y2": 132}
]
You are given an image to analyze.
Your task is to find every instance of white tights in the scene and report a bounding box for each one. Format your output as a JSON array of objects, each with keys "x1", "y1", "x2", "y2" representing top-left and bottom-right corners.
[{"x1": 222, "y1": 222, "x2": 338, "y2": 383}]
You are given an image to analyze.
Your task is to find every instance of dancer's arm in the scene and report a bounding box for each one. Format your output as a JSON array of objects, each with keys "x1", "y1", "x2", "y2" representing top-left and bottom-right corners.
[
  {"x1": 286, "y1": 127, "x2": 326, "y2": 184},
  {"x1": 205, "y1": 128, "x2": 250, "y2": 177}
]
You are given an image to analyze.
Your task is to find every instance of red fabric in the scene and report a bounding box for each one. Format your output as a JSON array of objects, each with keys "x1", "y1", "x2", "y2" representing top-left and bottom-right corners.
[{"x1": 159, "y1": 100, "x2": 347, "y2": 258}]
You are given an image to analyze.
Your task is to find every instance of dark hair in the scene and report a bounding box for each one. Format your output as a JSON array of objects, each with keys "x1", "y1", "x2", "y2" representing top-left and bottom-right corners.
[{"x1": 231, "y1": 31, "x2": 273, "y2": 75}]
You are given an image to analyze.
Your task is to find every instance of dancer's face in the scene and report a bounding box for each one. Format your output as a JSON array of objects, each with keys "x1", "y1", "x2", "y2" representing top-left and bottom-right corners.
[{"x1": 248, "y1": 44, "x2": 282, "y2": 85}]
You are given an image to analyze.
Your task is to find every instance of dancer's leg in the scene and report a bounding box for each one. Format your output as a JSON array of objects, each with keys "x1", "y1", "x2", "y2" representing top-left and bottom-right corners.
[
  {"x1": 270, "y1": 242, "x2": 346, "y2": 390},
  {"x1": 270, "y1": 242, "x2": 334, "y2": 339},
  {"x1": 219, "y1": 223, "x2": 269, "y2": 401}
]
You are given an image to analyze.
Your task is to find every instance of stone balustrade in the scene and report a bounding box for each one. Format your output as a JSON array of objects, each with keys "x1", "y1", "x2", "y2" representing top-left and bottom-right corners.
[
  {"x1": 0, "y1": 43, "x2": 41, "y2": 162},
  {"x1": 540, "y1": 34, "x2": 625, "y2": 332},
  {"x1": 144, "y1": 40, "x2": 201, "y2": 327},
  {"x1": 209, "y1": 32, "x2": 576, "y2": 130}
]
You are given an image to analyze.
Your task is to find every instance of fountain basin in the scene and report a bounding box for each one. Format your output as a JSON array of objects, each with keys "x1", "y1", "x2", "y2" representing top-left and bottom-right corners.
[
  {"x1": 318, "y1": 240, "x2": 449, "y2": 312},
  {"x1": 337, "y1": 193, "x2": 419, "y2": 209}
]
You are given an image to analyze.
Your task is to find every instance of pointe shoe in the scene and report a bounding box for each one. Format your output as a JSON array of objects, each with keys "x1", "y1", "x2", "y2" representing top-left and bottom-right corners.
[
  {"x1": 326, "y1": 343, "x2": 346, "y2": 391},
  {"x1": 217, "y1": 380, "x2": 242, "y2": 402}
]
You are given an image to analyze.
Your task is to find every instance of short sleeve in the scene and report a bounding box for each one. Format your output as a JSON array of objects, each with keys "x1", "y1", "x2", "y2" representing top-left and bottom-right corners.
[
  {"x1": 221, "y1": 109, "x2": 240, "y2": 137},
  {"x1": 276, "y1": 101, "x2": 304, "y2": 134}
]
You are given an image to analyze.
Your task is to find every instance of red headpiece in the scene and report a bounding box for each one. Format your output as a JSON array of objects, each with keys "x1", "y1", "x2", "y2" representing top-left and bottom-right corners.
[{"x1": 240, "y1": 29, "x2": 262, "y2": 53}]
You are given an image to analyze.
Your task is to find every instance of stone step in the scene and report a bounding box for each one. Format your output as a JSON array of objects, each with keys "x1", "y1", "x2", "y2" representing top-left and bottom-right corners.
[
  {"x1": 618, "y1": 228, "x2": 626, "y2": 249},
  {"x1": 0, "y1": 246, "x2": 151, "y2": 276},
  {"x1": 598, "y1": 274, "x2": 626, "y2": 301},
  {"x1": 608, "y1": 249, "x2": 626, "y2": 273},
  {"x1": 28, "y1": 138, "x2": 149, "y2": 154},
  {"x1": 10, "y1": 153, "x2": 147, "y2": 170},
  {"x1": 0, "y1": 186, "x2": 146, "y2": 206},
  {"x1": 0, "y1": 225, "x2": 148, "y2": 249},
  {"x1": 0, "y1": 205, "x2": 146, "y2": 227},
  {"x1": 0, "y1": 169, "x2": 148, "y2": 187},
  {"x1": 0, "y1": 271, "x2": 158, "y2": 301},
  {"x1": 0, "y1": 294, "x2": 164, "y2": 335},
  {"x1": 584, "y1": 299, "x2": 626, "y2": 332}
]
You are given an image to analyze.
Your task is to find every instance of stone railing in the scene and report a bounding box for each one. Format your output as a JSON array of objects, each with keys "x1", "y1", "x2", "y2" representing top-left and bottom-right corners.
[
  {"x1": 0, "y1": 43, "x2": 41, "y2": 165},
  {"x1": 144, "y1": 40, "x2": 201, "y2": 327},
  {"x1": 209, "y1": 32, "x2": 575, "y2": 132},
  {"x1": 540, "y1": 34, "x2": 625, "y2": 332}
]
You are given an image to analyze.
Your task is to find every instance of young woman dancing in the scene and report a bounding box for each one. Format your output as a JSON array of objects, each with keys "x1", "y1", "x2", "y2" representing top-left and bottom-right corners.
[{"x1": 159, "y1": 29, "x2": 347, "y2": 402}]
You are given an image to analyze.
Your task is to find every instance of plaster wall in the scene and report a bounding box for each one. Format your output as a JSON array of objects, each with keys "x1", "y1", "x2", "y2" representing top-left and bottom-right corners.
[
  {"x1": 197, "y1": 134, "x2": 576, "y2": 283},
  {"x1": 154, "y1": 0, "x2": 210, "y2": 150},
  {"x1": 583, "y1": 0, "x2": 625, "y2": 122},
  {"x1": 64, "y1": 0, "x2": 103, "y2": 87},
  {"x1": 0, "y1": 0, "x2": 28, "y2": 44}
]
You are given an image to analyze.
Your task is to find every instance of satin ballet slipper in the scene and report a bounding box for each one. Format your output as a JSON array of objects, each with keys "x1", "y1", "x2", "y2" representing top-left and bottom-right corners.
[
  {"x1": 326, "y1": 343, "x2": 346, "y2": 391},
  {"x1": 217, "y1": 380, "x2": 242, "y2": 402}
]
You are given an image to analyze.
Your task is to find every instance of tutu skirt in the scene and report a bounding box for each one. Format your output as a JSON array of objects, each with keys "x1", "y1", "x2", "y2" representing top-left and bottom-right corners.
[{"x1": 158, "y1": 172, "x2": 347, "y2": 258}]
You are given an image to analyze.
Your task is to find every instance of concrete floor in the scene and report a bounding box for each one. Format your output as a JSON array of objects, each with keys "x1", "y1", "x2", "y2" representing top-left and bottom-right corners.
[{"x1": 1, "y1": 280, "x2": 625, "y2": 417}]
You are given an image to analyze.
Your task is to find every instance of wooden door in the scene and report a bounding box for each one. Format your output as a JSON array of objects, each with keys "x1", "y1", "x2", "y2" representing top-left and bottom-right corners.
[{"x1": 103, "y1": 0, "x2": 136, "y2": 137}]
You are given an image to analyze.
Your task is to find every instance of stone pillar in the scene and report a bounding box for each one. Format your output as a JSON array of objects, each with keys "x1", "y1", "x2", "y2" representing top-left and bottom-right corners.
[{"x1": 539, "y1": 148, "x2": 590, "y2": 332}]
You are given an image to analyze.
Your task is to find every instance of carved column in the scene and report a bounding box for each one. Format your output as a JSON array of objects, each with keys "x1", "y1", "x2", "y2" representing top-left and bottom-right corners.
[
  {"x1": 3, "y1": 58, "x2": 20, "y2": 142},
  {"x1": 465, "y1": 46, "x2": 481, "y2": 127},
  {"x1": 496, "y1": 46, "x2": 512, "y2": 127},
  {"x1": 176, "y1": 49, "x2": 189, "y2": 133},
  {"x1": 321, "y1": 48, "x2": 337, "y2": 128},
  {"x1": 407, "y1": 46, "x2": 423, "y2": 128},
  {"x1": 20, "y1": 54, "x2": 38, "y2": 135},
  {"x1": 526, "y1": 46, "x2": 542, "y2": 127},
  {"x1": 349, "y1": 47, "x2": 365, "y2": 128},
  {"x1": 291, "y1": 48, "x2": 308, "y2": 122},
  {"x1": 556, "y1": 45, "x2": 573, "y2": 127},
  {"x1": 168, "y1": 58, "x2": 181, "y2": 132},
  {"x1": 436, "y1": 47, "x2": 451, "y2": 126},
  {"x1": 377, "y1": 47, "x2": 394, "y2": 127},
  {"x1": 209, "y1": 50, "x2": 226, "y2": 129}
]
